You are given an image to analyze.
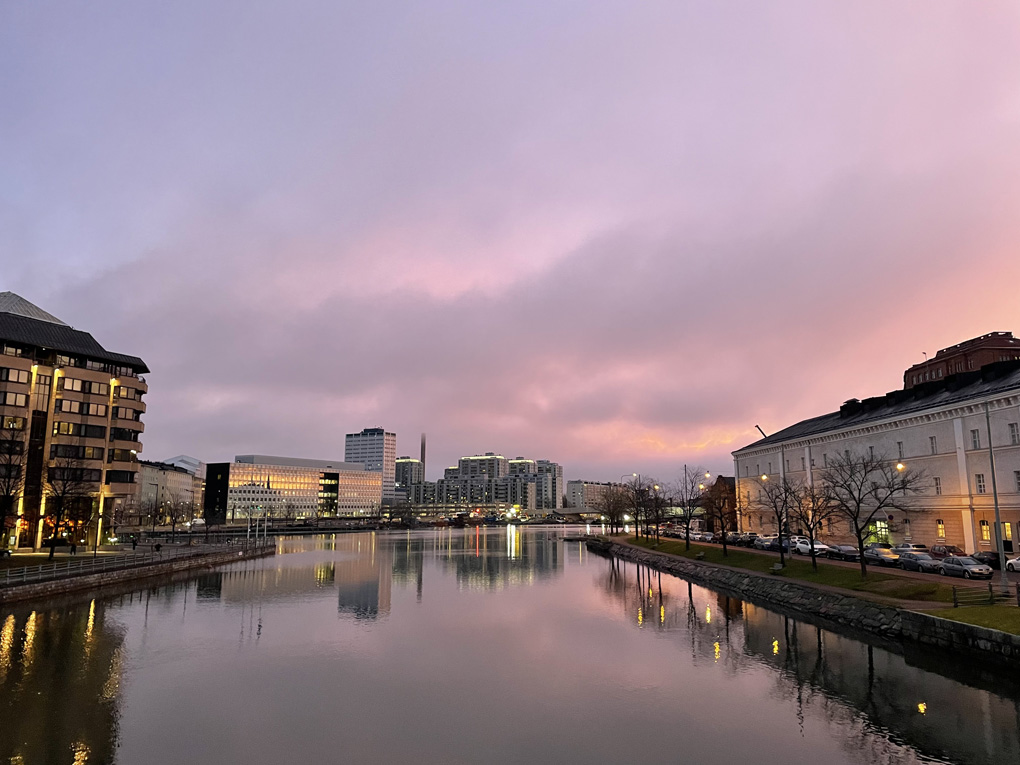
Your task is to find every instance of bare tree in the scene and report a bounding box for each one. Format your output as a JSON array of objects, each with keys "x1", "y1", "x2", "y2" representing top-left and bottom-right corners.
[
  {"x1": 0, "y1": 424, "x2": 26, "y2": 552},
  {"x1": 45, "y1": 454, "x2": 99, "y2": 560},
  {"x1": 671, "y1": 465, "x2": 709, "y2": 551},
  {"x1": 820, "y1": 451, "x2": 925, "y2": 578},
  {"x1": 591, "y1": 485, "x2": 630, "y2": 534},
  {"x1": 625, "y1": 475, "x2": 655, "y2": 539},
  {"x1": 788, "y1": 480, "x2": 841, "y2": 571},
  {"x1": 165, "y1": 490, "x2": 193, "y2": 542},
  {"x1": 647, "y1": 483, "x2": 668, "y2": 543},
  {"x1": 753, "y1": 474, "x2": 794, "y2": 567},
  {"x1": 700, "y1": 477, "x2": 735, "y2": 557}
]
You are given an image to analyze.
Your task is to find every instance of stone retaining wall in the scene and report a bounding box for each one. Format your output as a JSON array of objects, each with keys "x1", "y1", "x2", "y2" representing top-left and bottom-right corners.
[
  {"x1": 588, "y1": 539, "x2": 904, "y2": 638},
  {"x1": 0, "y1": 546, "x2": 275, "y2": 605},
  {"x1": 901, "y1": 611, "x2": 1020, "y2": 660}
]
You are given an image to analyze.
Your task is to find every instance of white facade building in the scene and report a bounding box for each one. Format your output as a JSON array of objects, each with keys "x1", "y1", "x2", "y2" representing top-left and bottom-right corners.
[{"x1": 733, "y1": 363, "x2": 1020, "y2": 553}]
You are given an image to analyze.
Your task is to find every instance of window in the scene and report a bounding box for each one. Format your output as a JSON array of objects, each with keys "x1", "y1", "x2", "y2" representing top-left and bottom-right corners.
[
  {"x1": 105, "y1": 470, "x2": 136, "y2": 485},
  {"x1": 971, "y1": 429, "x2": 981, "y2": 450},
  {"x1": 933, "y1": 476, "x2": 942, "y2": 496},
  {"x1": 1010, "y1": 423, "x2": 1020, "y2": 446},
  {"x1": 930, "y1": 436, "x2": 937, "y2": 455},
  {"x1": 57, "y1": 399, "x2": 81, "y2": 414},
  {"x1": 1005, "y1": 522, "x2": 1013, "y2": 542},
  {"x1": 936, "y1": 519, "x2": 946, "y2": 538},
  {"x1": 1015, "y1": 471, "x2": 1020, "y2": 493},
  {"x1": 897, "y1": 442, "x2": 903, "y2": 459},
  {"x1": 83, "y1": 403, "x2": 107, "y2": 417},
  {"x1": 59, "y1": 377, "x2": 83, "y2": 392},
  {"x1": 869, "y1": 446, "x2": 875, "y2": 459},
  {"x1": 869, "y1": 520, "x2": 890, "y2": 544},
  {"x1": 980, "y1": 520, "x2": 991, "y2": 542},
  {"x1": 2, "y1": 416, "x2": 25, "y2": 430},
  {"x1": 0, "y1": 368, "x2": 30, "y2": 384},
  {"x1": 822, "y1": 453, "x2": 828, "y2": 467},
  {"x1": 1, "y1": 392, "x2": 28, "y2": 407},
  {"x1": 768, "y1": 462, "x2": 772, "y2": 473},
  {"x1": 800, "y1": 457, "x2": 805, "y2": 470},
  {"x1": 975, "y1": 474, "x2": 986, "y2": 494}
]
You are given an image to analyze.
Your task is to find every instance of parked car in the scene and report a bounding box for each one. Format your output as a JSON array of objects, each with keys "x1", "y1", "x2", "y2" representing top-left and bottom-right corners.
[
  {"x1": 0, "y1": 548, "x2": 11, "y2": 559},
  {"x1": 892, "y1": 543, "x2": 929, "y2": 555},
  {"x1": 1006, "y1": 555, "x2": 1020, "y2": 573},
  {"x1": 929, "y1": 544, "x2": 965, "y2": 560},
  {"x1": 969, "y1": 551, "x2": 1002, "y2": 570},
  {"x1": 898, "y1": 551, "x2": 939, "y2": 573},
  {"x1": 863, "y1": 543, "x2": 900, "y2": 567},
  {"x1": 792, "y1": 539, "x2": 830, "y2": 556},
  {"x1": 826, "y1": 544, "x2": 861, "y2": 562},
  {"x1": 725, "y1": 532, "x2": 741, "y2": 545},
  {"x1": 738, "y1": 533, "x2": 759, "y2": 547},
  {"x1": 938, "y1": 556, "x2": 994, "y2": 579},
  {"x1": 767, "y1": 537, "x2": 791, "y2": 553},
  {"x1": 754, "y1": 535, "x2": 777, "y2": 550}
]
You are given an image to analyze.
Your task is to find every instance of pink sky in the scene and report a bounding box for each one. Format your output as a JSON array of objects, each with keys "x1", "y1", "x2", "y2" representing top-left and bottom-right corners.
[{"x1": 3, "y1": 1, "x2": 1020, "y2": 483}]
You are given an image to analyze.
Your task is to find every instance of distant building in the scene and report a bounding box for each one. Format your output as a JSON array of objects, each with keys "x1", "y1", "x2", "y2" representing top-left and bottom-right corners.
[
  {"x1": 567, "y1": 480, "x2": 621, "y2": 510},
  {"x1": 0, "y1": 291, "x2": 148, "y2": 548},
  {"x1": 904, "y1": 332, "x2": 1020, "y2": 389},
  {"x1": 412, "y1": 453, "x2": 562, "y2": 512},
  {"x1": 345, "y1": 428, "x2": 397, "y2": 504},
  {"x1": 394, "y1": 456, "x2": 424, "y2": 492},
  {"x1": 138, "y1": 460, "x2": 203, "y2": 523},
  {"x1": 203, "y1": 454, "x2": 382, "y2": 523}
]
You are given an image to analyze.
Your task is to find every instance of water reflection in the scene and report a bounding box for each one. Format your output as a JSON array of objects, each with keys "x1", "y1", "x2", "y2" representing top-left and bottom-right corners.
[
  {"x1": 599, "y1": 555, "x2": 1020, "y2": 765},
  {"x1": 0, "y1": 601, "x2": 125, "y2": 764},
  {"x1": 2, "y1": 529, "x2": 1019, "y2": 765}
]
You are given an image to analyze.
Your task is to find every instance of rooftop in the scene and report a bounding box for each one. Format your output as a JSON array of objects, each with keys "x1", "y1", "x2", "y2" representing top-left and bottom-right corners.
[{"x1": 735, "y1": 359, "x2": 1020, "y2": 453}]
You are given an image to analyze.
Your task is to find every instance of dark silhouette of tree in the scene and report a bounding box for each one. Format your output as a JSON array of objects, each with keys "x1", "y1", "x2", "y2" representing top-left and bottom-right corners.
[
  {"x1": 700, "y1": 476, "x2": 735, "y2": 557},
  {"x1": 671, "y1": 465, "x2": 709, "y2": 551},
  {"x1": 753, "y1": 474, "x2": 794, "y2": 566},
  {"x1": 45, "y1": 453, "x2": 99, "y2": 560},
  {"x1": 591, "y1": 485, "x2": 630, "y2": 534},
  {"x1": 788, "y1": 480, "x2": 841, "y2": 571},
  {"x1": 820, "y1": 451, "x2": 925, "y2": 578},
  {"x1": 625, "y1": 475, "x2": 654, "y2": 539},
  {"x1": 0, "y1": 423, "x2": 26, "y2": 552}
]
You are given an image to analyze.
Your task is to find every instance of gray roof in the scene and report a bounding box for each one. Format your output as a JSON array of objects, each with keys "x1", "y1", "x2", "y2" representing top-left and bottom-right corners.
[
  {"x1": 736, "y1": 361, "x2": 1020, "y2": 453},
  {"x1": 0, "y1": 292, "x2": 67, "y2": 325},
  {"x1": 0, "y1": 292, "x2": 148, "y2": 373}
]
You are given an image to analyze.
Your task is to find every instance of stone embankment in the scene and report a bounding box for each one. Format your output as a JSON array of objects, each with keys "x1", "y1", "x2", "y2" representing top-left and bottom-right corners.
[
  {"x1": 588, "y1": 538, "x2": 1020, "y2": 664},
  {"x1": 0, "y1": 545, "x2": 275, "y2": 605},
  {"x1": 587, "y1": 538, "x2": 902, "y2": 639}
]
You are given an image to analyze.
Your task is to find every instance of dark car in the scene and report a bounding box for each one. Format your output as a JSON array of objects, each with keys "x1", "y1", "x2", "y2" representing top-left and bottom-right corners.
[
  {"x1": 767, "y1": 537, "x2": 790, "y2": 553},
  {"x1": 737, "y1": 533, "x2": 758, "y2": 547},
  {"x1": 826, "y1": 544, "x2": 861, "y2": 562},
  {"x1": 898, "y1": 551, "x2": 939, "y2": 573},
  {"x1": 938, "y1": 556, "x2": 994, "y2": 579},
  {"x1": 969, "y1": 551, "x2": 1002, "y2": 570},
  {"x1": 863, "y1": 543, "x2": 900, "y2": 567},
  {"x1": 892, "y1": 543, "x2": 929, "y2": 555},
  {"x1": 0, "y1": 548, "x2": 11, "y2": 559},
  {"x1": 929, "y1": 544, "x2": 965, "y2": 560}
]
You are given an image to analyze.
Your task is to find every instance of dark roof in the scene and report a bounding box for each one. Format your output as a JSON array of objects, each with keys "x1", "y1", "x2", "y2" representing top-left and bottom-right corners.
[
  {"x1": 0, "y1": 311, "x2": 149, "y2": 373},
  {"x1": 736, "y1": 360, "x2": 1020, "y2": 453}
]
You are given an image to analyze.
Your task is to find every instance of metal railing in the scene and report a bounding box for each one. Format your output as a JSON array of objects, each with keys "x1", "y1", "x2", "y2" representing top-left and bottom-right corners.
[
  {"x1": 951, "y1": 583, "x2": 1020, "y2": 608},
  {"x1": 1, "y1": 539, "x2": 274, "y2": 589}
]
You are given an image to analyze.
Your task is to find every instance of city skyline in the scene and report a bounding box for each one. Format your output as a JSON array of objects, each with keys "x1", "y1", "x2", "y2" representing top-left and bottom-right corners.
[{"x1": 4, "y1": 2, "x2": 1020, "y2": 482}]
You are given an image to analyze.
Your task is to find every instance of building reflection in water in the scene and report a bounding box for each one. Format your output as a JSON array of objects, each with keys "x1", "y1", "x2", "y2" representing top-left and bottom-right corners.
[
  {"x1": 598, "y1": 555, "x2": 1020, "y2": 765},
  {"x1": 0, "y1": 600, "x2": 125, "y2": 764}
]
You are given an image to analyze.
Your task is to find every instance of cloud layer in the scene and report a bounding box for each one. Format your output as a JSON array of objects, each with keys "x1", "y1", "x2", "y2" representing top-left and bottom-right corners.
[{"x1": 3, "y1": 1, "x2": 1020, "y2": 482}]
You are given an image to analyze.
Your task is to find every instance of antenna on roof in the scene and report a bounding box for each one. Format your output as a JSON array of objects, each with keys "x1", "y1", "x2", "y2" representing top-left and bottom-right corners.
[{"x1": 922, "y1": 351, "x2": 928, "y2": 362}]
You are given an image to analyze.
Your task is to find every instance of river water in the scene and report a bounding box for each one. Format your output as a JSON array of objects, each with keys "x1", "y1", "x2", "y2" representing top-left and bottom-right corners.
[{"x1": 1, "y1": 528, "x2": 1018, "y2": 765}]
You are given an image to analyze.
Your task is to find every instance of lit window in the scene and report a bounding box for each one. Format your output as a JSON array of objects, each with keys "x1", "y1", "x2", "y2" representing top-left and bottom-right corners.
[
  {"x1": 980, "y1": 520, "x2": 991, "y2": 542},
  {"x1": 936, "y1": 519, "x2": 945, "y2": 538}
]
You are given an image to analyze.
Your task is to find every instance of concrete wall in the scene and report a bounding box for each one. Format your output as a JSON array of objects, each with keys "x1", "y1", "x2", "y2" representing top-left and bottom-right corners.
[{"x1": 901, "y1": 610, "x2": 1020, "y2": 660}]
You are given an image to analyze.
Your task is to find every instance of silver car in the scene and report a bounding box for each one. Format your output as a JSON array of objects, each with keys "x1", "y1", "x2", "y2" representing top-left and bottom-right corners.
[{"x1": 938, "y1": 556, "x2": 994, "y2": 579}]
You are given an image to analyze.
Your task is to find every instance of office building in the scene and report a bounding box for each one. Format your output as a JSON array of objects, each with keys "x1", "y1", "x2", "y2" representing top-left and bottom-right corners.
[
  {"x1": 203, "y1": 454, "x2": 382, "y2": 522},
  {"x1": 395, "y1": 456, "x2": 424, "y2": 491},
  {"x1": 0, "y1": 292, "x2": 148, "y2": 548},
  {"x1": 345, "y1": 428, "x2": 397, "y2": 504}
]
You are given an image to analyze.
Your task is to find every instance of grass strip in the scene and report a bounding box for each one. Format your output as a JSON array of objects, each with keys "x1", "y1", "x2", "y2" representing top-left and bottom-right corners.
[
  {"x1": 628, "y1": 536, "x2": 954, "y2": 603},
  {"x1": 919, "y1": 605, "x2": 1020, "y2": 635}
]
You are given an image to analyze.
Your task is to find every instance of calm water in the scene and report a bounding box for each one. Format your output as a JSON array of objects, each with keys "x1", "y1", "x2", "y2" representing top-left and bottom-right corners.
[{"x1": 2, "y1": 528, "x2": 1019, "y2": 765}]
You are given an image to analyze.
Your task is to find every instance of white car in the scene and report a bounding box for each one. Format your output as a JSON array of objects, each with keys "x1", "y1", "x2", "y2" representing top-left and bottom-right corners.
[
  {"x1": 1007, "y1": 555, "x2": 1020, "y2": 572},
  {"x1": 754, "y1": 535, "x2": 777, "y2": 550},
  {"x1": 792, "y1": 539, "x2": 829, "y2": 556}
]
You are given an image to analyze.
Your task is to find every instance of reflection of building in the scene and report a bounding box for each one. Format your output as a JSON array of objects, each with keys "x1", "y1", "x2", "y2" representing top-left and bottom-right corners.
[
  {"x1": 335, "y1": 533, "x2": 392, "y2": 618},
  {"x1": 0, "y1": 292, "x2": 148, "y2": 547},
  {"x1": 345, "y1": 428, "x2": 397, "y2": 505},
  {"x1": 734, "y1": 339, "x2": 1020, "y2": 551},
  {"x1": 203, "y1": 455, "x2": 382, "y2": 522},
  {"x1": 0, "y1": 600, "x2": 125, "y2": 762},
  {"x1": 432, "y1": 526, "x2": 563, "y2": 589}
]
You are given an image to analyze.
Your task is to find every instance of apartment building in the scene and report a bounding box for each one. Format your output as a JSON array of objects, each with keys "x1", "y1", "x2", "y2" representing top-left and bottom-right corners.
[{"x1": 0, "y1": 292, "x2": 148, "y2": 548}]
